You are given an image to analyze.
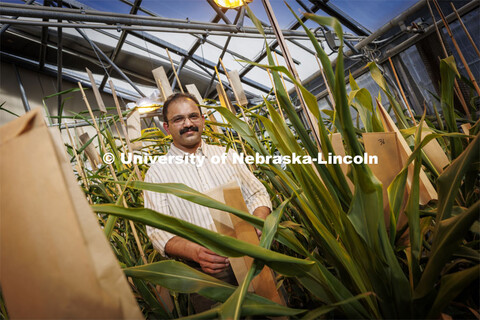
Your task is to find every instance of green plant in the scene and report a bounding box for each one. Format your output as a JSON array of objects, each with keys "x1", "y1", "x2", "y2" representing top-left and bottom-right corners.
[{"x1": 2, "y1": 5, "x2": 473, "y2": 320}]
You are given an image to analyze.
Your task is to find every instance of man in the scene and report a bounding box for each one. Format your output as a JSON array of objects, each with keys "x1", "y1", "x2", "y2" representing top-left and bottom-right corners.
[{"x1": 143, "y1": 93, "x2": 272, "y2": 312}]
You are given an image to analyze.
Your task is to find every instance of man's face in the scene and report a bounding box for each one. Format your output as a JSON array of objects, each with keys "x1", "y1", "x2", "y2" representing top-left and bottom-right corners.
[{"x1": 163, "y1": 98, "x2": 204, "y2": 151}]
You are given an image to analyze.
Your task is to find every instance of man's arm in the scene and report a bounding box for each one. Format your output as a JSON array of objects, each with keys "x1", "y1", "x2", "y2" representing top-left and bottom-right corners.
[
  {"x1": 253, "y1": 206, "x2": 271, "y2": 236},
  {"x1": 165, "y1": 236, "x2": 230, "y2": 274}
]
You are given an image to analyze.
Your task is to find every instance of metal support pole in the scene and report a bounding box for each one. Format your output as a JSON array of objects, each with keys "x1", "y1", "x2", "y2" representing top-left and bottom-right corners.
[
  {"x1": 74, "y1": 26, "x2": 146, "y2": 97},
  {"x1": 0, "y1": 3, "x2": 338, "y2": 38},
  {"x1": 306, "y1": 0, "x2": 371, "y2": 36},
  {"x1": 238, "y1": 2, "x2": 321, "y2": 79},
  {"x1": 99, "y1": 0, "x2": 143, "y2": 90},
  {"x1": 39, "y1": 0, "x2": 50, "y2": 71},
  {"x1": 236, "y1": 7, "x2": 246, "y2": 30},
  {"x1": 3, "y1": 51, "x2": 138, "y2": 101},
  {"x1": 127, "y1": 29, "x2": 270, "y2": 93},
  {"x1": 345, "y1": 0, "x2": 427, "y2": 57},
  {"x1": 57, "y1": 0, "x2": 63, "y2": 119},
  {"x1": 0, "y1": 0, "x2": 35, "y2": 36},
  {"x1": 204, "y1": 9, "x2": 243, "y2": 98},
  {"x1": 169, "y1": 9, "x2": 227, "y2": 86},
  {"x1": 206, "y1": 0, "x2": 232, "y2": 25},
  {"x1": 14, "y1": 64, "x2": 31, "y2": 112}
]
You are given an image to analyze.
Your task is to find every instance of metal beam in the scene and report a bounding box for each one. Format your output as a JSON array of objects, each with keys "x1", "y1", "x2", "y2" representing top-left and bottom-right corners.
[
  {"x1": 346, "y1": 0, "x2": 427, "y2": 57},
  {"x1": 307, "y1": 0, "x2": 371, "y2": 36},
  {"x1": 238, "y1": 2, "x2": 321, "y2": 79},
  {"x1": 14, "y1": 64, "x2": 31, "y2": 112},
  {"x1": 56, "y1": 0, "x2": 63, "y2": 118},
  {"x1": 203, "y1": 8, "x2": 243, "y2": 98},
  {"x1": 92, "y1": 29, "x2": 213, "y2": 81},
  {"x1": 287, "y1": 38, "x2": 316, "y2": 55},
  {"x1": 1, "y1": 17, "x2": 342, "y2": 40},
  {"x1": 295, "y1": 0, "x2": 361, "y2": 55},
  {"x1": 2, "y1": 51, "x2": 139, "y2": 101},
  {"x1": 118, "y1": 0, "x2": 305, "y2": 83},
  {"x1": 168, "y1": 8, "x2": 227, "y2": 88},
  {"x1": 5, "y1": 28, "x2": 158, "y2": 86},
  {"x1": 127, "y1": 30, "x2": 270, "y2": 93},
  {"x1": 236, "y1": 7, "x2": 246, "y2": 30},
  {"x1": 0, "y1": 0, "x2": 35, "y2": 36},
  {"x1": 74, "y1": 26, "x2": 146, "y2": 96},
  {"x1": 383, "y1": 0, "x2": 479, "y2": 61},
  {"x1": 98, "y1": 0, "x2": 143, "y2": 90},
  {"x1": 39, "y1": 0, "x2": 50, "y2": 71},
  {"x1": 0, "y1": 3, "x2": 341, "y2": 38},
  {"x1": 206, "y1": 0, "x2": 232, "y2": 25}
]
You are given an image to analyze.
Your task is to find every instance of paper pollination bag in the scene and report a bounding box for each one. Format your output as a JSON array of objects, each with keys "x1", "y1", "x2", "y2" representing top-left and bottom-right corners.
[
  {"x1": 0, "y1": 108, "x2": 142, "y2": 319},
  {"x1": 205, "y1": 181, "x2": 285, "y2": 306},
  {"x1": 363, "y1": 132, "x2": 407, "y2": 231},
  {"x1": 376, "y1": 100, "x2": 437, "y2": 205}
]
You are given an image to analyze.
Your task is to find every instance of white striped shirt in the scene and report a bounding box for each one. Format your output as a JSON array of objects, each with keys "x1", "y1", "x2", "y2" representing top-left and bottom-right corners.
[{"x1": 144, "y1": 140, "x2": 272, "y2": 256}]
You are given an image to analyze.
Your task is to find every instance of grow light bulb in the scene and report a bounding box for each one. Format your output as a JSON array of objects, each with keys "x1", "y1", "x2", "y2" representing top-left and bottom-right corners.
[
  {"x1": 135, "y1": 97, "x2": 160, "y2": 114},
  {"x1": 213, "y1": 0, "x2": 252, "y2": 9}
]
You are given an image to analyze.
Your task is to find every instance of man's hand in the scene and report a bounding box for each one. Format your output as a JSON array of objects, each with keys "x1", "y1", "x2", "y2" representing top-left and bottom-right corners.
[
  {"x1": 193, "y1": 246, "x2": 230, "y2": 274},
  {"x1": 165, "y1": 236, "x2": 229, "y2": 274}
]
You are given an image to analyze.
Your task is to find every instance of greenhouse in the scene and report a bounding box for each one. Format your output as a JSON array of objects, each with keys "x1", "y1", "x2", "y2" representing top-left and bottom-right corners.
[{"x1": 0, "y1": 0, "x2": 478, "y2": 318}]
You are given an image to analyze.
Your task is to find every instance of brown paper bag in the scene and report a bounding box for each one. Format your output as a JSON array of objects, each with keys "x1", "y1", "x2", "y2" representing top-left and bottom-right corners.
[
  {"x1": 0, "y1": 108, "x2": 142, "y2": 319},
  {"x1": 205, "y1": 181, "x2": 285, "y2": 305},
  {"x1": 363, "y1": 132, "x2": 404, "y2": 222},
  {"x1": 363, "y1": 132, "x2": 411, "y2": 241},
  {"x1": 377, "y1": 100, "x2": 437, "y2": 204},
  {"x1": 420, "y1": 122, "x2": 450, "y2": 173},
  {"x1": 461, "y1": 123, "x2": 471, "y2": 135}
]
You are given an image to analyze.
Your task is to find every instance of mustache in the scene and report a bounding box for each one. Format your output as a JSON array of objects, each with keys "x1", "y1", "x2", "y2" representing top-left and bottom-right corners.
[{"x1": 180, "y1": 126, "x2": 199, "y2": 135}]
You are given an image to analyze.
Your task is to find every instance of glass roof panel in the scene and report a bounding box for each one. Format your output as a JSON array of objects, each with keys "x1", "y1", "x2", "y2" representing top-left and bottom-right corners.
[
  {"x1": 71, "y1": 0, "x2": 135, "y2": 14},
  {"x1": 1, "y1": 0, "x2": 24, "y2": 4},
  {"x1": 330, "y1": 0, "x2": 418, "y2": 31},
  {"x1": 195, "y1": 42, "x2": 224, "y2": 65},
  {"x1": 183, "y1": 60, "x2": 212, "y2": 79},
  {"x1": 239, "y1": 0, "x2": 305, "y2": 29},
  {"x1": 222, "y1": 37, "x2": 266, "y2": 62},
  {"x1": 61, "y1": 28, "x2": 119, "y2": 48},
  {"x1": 145, "y1": 32, "x2": 197, "y2": 52},
  {"x1": 140, "y1": 0, "x2": 218, "y2": 22},
  {"x1": 204, "y1": 35, "x2": 228, "y2": 50}
]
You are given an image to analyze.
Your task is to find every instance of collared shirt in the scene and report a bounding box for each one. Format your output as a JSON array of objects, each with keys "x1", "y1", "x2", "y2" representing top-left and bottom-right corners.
[{"x1": 144, "y1": 140, "x2": 272, "y2": 256}]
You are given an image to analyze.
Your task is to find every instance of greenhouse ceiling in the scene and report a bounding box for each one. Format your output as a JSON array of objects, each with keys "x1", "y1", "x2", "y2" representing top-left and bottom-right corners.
[{"x1": 1, "y1": 0, "x2": 425, "y2": 102}]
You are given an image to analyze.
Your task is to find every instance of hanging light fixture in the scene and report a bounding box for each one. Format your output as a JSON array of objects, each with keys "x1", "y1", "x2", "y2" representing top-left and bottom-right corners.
[
  {"x1": 132, "y1": 90, "x2": 163, "y2": 114},
  {"x1": 213, "y1": 0, "x2": 252, "y2": 9}
]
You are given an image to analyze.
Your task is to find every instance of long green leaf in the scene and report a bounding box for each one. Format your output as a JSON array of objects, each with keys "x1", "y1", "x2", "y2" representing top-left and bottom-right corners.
[
  {"x1": 436, "y1": 133, "x2": 479, "y2": 223},
  {"x1": 116, "y1": 180, "x2": 306, "y2": 255},
  {"x1": 124, "y1": 260, "x2": 305, "y2": 317},
  {"x1": 415, "y1": 200, "x2": 480, "y2": 299},
  {"x1": 427, "y1": 265, "x2": 480, "y2": 318},
  {"x1": 439, "y1": 56, "x2": 463, "y2": 159},
  {"x1": 92, "y1": 204, "x2": 314, "y2": 276},
  {"x1": 368, "y1": 61, "x2": 410, "y2": 129}
]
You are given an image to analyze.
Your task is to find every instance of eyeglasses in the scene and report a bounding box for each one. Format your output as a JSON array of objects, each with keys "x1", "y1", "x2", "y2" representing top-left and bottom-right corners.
[{"x1": 167, "y1": 112, "x2": 202, "y2": 125}]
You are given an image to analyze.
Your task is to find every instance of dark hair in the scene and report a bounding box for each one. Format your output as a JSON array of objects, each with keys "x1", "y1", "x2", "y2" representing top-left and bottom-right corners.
[{"x1": 162, "y1": 92, "x2": 201, "y2": 122}]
